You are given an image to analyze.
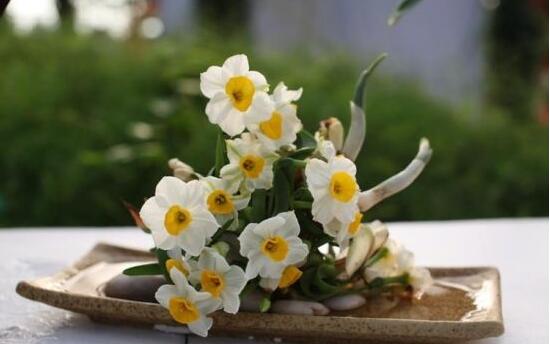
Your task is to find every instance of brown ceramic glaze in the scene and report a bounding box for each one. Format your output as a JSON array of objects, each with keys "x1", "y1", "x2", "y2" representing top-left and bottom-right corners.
[{"x1": 16, "y1": 243, "x2": 504, "y2": 343}]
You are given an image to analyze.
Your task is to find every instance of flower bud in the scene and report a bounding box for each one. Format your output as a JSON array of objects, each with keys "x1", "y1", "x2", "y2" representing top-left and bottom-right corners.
[
  {"x1": 168, "y1": 158, "x2": 194, "y2": 181},
  {"x1": 318, "y1": 117, "x2": 344, "y2": 151}
]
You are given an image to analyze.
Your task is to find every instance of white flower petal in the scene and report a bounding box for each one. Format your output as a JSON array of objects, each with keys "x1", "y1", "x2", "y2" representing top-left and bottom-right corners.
[
  {"x1": 205, "y1": 93, "x2": 233, "y2": 124},
  {"x1": 272, "y1": 82, "x2": 302, "y2": 103},
  {"x1": 253, "y1": 215, "x2": 286, "y2": 238},
  {"x1": 305, "y1": 159, "x2": 330, "y2": 189},
  {"x1": 260, "y1": 261, "x2": 285, "y2": 279},
  {"x1": 244, "y1": 252, "x2": 264, "y2": 279},
  {"x1": 185, "y1": 180, "x2": 206, "y2": 207},
  {"x1": 259, "y1": 277, "x2": 279, "y2": 291},
  {"x1": 177, "y1": 227, "x2": 206, "y2": 256},
  {"x1": 247, "y1": 70, "x2": 268, "y2": 89},
  {"x1": 170, "y1": 268, "x2": 191, "y2": 294},
  {"x1": 333, "y1": 201, "x2": 358, "y2": 223},
  {"x1": 276, "y1": 211, "x2": 301, "y2": 238},
  {"x1": 188, "y1": 316, "x2": 213, "y2": 337},
  {"x1": 198, "y1": 248, "x2": 230, "y2": 272},
  {"x1": 222, "y1": 54, "x2": 249, "y2": 75},
  {"x1": 224, "y1": 266, "x2": 247, "y2": 291},
  {"x1": 155, "y1": 176, "x2": 186, "y2": 205},
  {"x1": 152, "y1": 229, "x2": 175, "y2": 250},
  {"x1": 200, "y1": 65, "x2": 225, "y2": 98},
  {"x1": 219, "y1": 110, "x2": 246, "y2": 136},
  {"x1": 197, "y1": 294, "x2": 222, "y2": 314},
  {"x1": 311, "y1": 194, "x2": 335, "y2": 224},
  {"x1": 140, "y1": 197, "x2": 165, "y2": 233},
  {"x1": 329, "y1": 156, "x2": 357, "y2": 175},
  {"x1": 221, "y1": 291, "x2": 241, "y2": 314},
  {"x1": 154, "y1": 285, "x2": 178, "y2": 308},
  {"x1": 245, "y1": 92, "x2": 274, "y2": 125}
]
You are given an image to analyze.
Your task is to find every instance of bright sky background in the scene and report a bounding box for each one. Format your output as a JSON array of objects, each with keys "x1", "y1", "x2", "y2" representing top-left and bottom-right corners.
[
  {"x1": 5, "y1": 0, "x2": 134, "y2": 38},
  {"x1": 6, "y1": 0, "x2": 59, "y2": 31}
]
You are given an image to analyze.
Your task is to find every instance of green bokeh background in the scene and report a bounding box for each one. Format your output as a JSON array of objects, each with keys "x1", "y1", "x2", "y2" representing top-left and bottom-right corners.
[{"x1": 0, "y1": 19, "x2": 547, "y2": 227}]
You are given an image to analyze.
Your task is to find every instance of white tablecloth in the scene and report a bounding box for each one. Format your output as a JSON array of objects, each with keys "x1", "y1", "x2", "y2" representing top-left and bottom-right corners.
[{"x1": 1, "y1": 218, "x2": 547, "y2": 344}]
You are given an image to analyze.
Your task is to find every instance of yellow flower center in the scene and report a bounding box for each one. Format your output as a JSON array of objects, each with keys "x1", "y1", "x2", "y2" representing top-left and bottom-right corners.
[
  {"x1": 261, "y1": 236, "x2": 289, "y2": 262},
  {"x1": 278, "y1": 266, "x2": 303, "y2": 288},
  {"x1": 207, "y1": 189, "x2": 235, "y2": 215},
  {"x1": 259, "y1": 111, "x2": 283, "y2": 139},
  {"x1": 225, "y1": 76, "x2": 255, "y2": 112},
  {"x1": 329, "y1": 171, "x2": 357, "y2": 203},
  {"x1": 164, "y1": 205, "x2": 192, "y2": 236},
  {"x1": 348, "y1": 212, "x2": 363, "y2": 236},
  {"x1": 200, "y1": 270, "x2": 225, "y2": 298},
  {"x1": 239, "y1": 154, "x2": 265, "y2": 179},
  {"x1": 165, "y1": 258, "x2": 189, "y2": 276},
  {"x1": 168, "y1": 297, "x2": 200, "y2": 324}
]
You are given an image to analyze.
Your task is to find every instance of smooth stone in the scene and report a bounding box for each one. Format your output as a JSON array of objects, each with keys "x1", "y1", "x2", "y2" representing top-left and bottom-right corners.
[
  {"x1": 103, "y1": 274, "x2": 166, "y2": 303},
  {"x1": 271, "y1": 300, "x2": 330, "y2": 316},
  {"x1": 239, "y1": 290, "x2": 263, "y2": 312},
  {"x1": 323, "y1": 294, "x2": 367, "y2": 311}
]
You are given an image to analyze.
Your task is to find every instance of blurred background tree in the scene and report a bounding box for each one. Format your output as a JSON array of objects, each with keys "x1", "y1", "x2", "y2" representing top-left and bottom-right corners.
[
  {"x1": 0, "y1": 0, "x2": 547, "y2": 227},
  {"x1": 486, "y1": 0, "x2": 548, "y2": 122}
]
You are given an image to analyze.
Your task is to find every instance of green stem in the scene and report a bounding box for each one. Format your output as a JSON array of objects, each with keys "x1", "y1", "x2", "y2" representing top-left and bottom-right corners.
[
  {"x1": 292, "y1": 200, "x2": 312, "y2": 210},
  {"x1": 364, "y1": 247, "x2": 389, "y2": 268}
]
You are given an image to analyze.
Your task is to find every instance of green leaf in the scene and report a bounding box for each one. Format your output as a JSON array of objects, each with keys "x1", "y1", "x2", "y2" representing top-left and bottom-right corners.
[
  {"x1": 155, "y1": 248, "x2": 171, "y2": 282},
  {"x1": 295, "y1": 210, "x2": 332, "y2": 248},
  {"x1": 299, "y1": 265, "x2": 343, "y2": 301},
  {"x1": 299, "y1": 268, "x2": 318, "y2": 299},
  {"x1": 292, "y1": 200, "x2": 311, "y2": 210},
  {"x1": 214, "y1": 129, "x2": 227, "y2": 176},
  {"x1": 296, "y1": 130, "x2": 317, "y2": 149},
  {"x1": 387, "y1": 0, "x2": 423, "y2": 27},
  {"x1": 123, "y1": 263, "x2": 162, "y2": 276},
  {"x1": 313, "y1": 264, "x2": 341, "y2": 296},
  {"x1": 288, "y1": 147, "x2": 315, "y2": 160},
  {"x1": 249, "y1": 189, "x2": 267, "y2": 223},
  {"x1": 259, "y1": 296, "x2": 271, "y2": 312},
  {"x1": 293, "y1": 187, "x2": 313, "y2": 202},
  {"x1": 271, "y1": 158, "x2": 296, "y2": 215},
  {"x1": 353, "y1": 53, "x2": 387, "y2": 108}
]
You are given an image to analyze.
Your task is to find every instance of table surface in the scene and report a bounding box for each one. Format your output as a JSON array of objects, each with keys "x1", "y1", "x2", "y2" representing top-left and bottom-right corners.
[{"x1": 1, "y1": 218, "x2": 547, "y2": 344}]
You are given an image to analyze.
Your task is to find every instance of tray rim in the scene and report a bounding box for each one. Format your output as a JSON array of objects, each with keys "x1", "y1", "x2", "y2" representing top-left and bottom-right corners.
[{"x1": 16, "y1": 242, "x2": 505, "y2": 342}]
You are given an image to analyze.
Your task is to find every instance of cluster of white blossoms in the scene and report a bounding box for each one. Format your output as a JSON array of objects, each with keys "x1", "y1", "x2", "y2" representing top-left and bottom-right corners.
[{"x1": 136, "y1": 54, "x2": 433, "y2": 337}]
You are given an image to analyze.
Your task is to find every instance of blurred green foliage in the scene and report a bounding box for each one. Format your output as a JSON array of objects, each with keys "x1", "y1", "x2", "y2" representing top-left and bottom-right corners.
[{"x1": 0, "y1": 26, "x2": 547, "y2": 226}]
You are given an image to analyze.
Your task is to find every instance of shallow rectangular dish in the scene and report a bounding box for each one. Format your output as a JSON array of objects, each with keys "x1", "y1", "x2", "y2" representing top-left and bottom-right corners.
[{"x1": 16, "y1": 243, "x2": 504, "y2": 343}]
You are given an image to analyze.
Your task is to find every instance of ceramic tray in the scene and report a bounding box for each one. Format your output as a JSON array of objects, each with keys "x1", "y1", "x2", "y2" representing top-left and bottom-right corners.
[{"x1": 16, "y1": 243, "x2": 504, "y2": 343}]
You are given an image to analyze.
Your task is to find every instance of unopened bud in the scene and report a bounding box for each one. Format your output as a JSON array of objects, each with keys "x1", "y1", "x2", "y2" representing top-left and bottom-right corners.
[
  {"x1": 318, "y1": 117, "x2": 344, "y2": 151},
  {"x1": 168, "y1": 158, "x2": 194, "y2": 181}
]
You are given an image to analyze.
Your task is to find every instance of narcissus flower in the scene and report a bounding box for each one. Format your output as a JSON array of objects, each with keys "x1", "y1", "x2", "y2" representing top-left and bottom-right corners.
[
  {"x1": 189, "y1": 248, "x2": 247, "y2": 314},
  {"x1": 155, "y1": 269, "x2": 221, "y2": 337},
  {"x1": 200, "y1": 54, "x2": 273, "y2": 136},
  {"x1": 317, "y1": 117, "x2": 344, "y2": 151},
  {"x1": 165, "y1": 248, "x2": 195, "y2": 277},
  {"x1": 200, "y1": 176, "x2": 250, "y2": 226},
  {"x1": 259, "y1": 265, "x2": 303, "y2": 291},
  {"x1": 221, "y1": 133, "x2": 279, "y2": 191},
  {"x1": 238, "y1": 211, "x2": 308, "y2": 280},
  {"x1": 140, "y1": 177, "x2": 219, "y2": 256},
  {"x1": 408, "y1": 267, "x2": 433, "y2": 298},
  {"x1": 305, "y1": 154, "x2": 360, "y2": 225},
  {"x1": 363, "y1": 239, "x2": 413, "y2": 281},
  {"x1": 247, "y1": 82, "x2": 303, "y2": 150},
  {"x1": 323, "y1": 211, "x2": 364, "y2": 248}
]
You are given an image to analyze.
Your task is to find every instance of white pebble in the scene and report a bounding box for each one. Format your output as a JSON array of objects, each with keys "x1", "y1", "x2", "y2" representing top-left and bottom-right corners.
[
  {"x1": 271, "y1": 300, "x2": 330, "y2": 316},
  {"x1": 323, "y1": 294, "x2": 366, "y2": 311}
]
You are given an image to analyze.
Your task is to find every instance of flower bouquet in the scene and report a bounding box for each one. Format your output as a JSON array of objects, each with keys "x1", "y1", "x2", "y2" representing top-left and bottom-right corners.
[{"x1": 125, "y1": 53, "x2": 433, "y2": 337}]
